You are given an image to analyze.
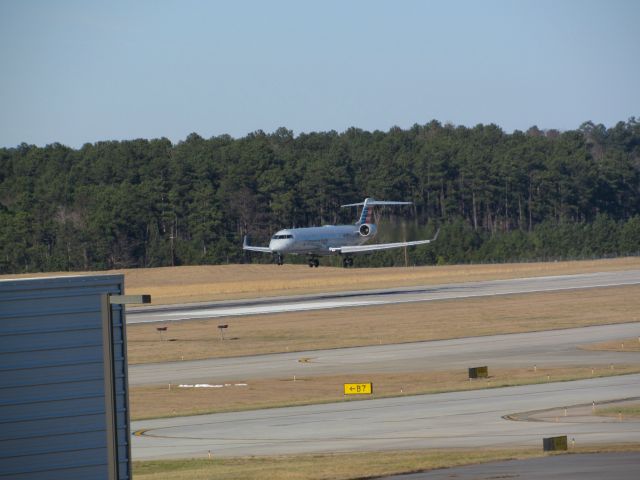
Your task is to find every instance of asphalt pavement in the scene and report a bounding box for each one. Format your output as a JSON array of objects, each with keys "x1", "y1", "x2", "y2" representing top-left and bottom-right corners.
[{"x1": 381, "y1": 453, "x2": 640, "y2": 480}]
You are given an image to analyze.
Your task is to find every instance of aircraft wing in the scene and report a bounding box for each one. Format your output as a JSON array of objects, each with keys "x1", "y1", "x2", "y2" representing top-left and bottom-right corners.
[
  {"x1": 329, "y1": 230, "x2": 439, "y2": 254},
  {"x1": 243, "y1": 236, "x2": 272, "y2": 253}
]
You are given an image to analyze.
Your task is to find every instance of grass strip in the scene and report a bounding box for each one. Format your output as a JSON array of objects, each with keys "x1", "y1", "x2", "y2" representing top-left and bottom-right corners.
[
  {"x1": 132, "y1": 445, "x2": 640, "y2": 480},
  {"x1": 130, "y1": 366, "x2": 640, "y2": 420},
  {"x1": 596, "y1": 402, "x2": 640, "y2": 419},
  {"x1": 581, "y1": 337, "x2": 640, "y2": 352}
]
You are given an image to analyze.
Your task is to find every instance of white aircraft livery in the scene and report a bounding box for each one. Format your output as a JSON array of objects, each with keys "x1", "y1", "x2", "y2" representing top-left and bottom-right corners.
[{"x1": 243, "y1": 197, "x2": 438, "y2": 267}]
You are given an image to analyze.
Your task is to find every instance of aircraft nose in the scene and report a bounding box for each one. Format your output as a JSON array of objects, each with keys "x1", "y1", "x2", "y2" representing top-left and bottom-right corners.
[
  {"x1": 271, "y1": 239, "x2": 293, "y2": 252},
  {"x1": 270, "y1": 239, "x2": 284, "y2": 251}
]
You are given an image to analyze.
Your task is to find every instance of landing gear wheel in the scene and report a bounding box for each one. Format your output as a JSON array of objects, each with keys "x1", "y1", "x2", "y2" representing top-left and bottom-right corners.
[
  {"x1": 308, "y1": 258, "x2": 320, "y2": 268},
  {"x1": 276, "y1": 254, "x2": 284, "y2": 266},
  {"x1": 342, "y1": 257, "x2": 354, "y2": 268}
]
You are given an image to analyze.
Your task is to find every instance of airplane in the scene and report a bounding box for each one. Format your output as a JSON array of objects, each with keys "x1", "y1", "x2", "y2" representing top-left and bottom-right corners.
[{"x1": 243, "y1": 197, "x2": 439, "y2": 267}]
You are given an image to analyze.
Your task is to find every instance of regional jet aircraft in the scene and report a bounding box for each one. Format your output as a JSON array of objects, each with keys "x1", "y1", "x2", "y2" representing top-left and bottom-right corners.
[{"x1": 243, "y1": 198, "x2": 438, "y2": 267}]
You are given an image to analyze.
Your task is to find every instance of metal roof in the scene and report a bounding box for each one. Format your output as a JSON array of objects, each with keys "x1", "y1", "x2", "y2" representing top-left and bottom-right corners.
[{"x1": 0, "y1": 274, "x2": 131, "y2": 479}]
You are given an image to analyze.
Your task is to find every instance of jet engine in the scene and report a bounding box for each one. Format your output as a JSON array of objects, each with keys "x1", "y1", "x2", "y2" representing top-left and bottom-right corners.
[{"x1": 359, "y1": 223, "x2": 377, "y2": 237}]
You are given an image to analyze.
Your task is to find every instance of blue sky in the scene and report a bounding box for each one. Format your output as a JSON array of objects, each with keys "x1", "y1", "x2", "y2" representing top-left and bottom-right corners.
[{"x1": 1, "y1": 0, "x2": 638, "y2": 148}]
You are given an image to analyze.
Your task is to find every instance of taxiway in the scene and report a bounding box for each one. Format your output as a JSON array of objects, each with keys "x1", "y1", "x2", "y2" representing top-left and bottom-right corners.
[
  {"x1": 129, "y1": 322, "x2": 640, "y2": 386},
  {"x1": 132, "y1": 374, "x2": 640, "y2": 459}
]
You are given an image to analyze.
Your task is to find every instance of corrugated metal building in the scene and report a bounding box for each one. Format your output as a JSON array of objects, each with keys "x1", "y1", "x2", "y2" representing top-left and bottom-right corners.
[{"x1": 0, "y1": 275, "x2": 132, "y2": 479}]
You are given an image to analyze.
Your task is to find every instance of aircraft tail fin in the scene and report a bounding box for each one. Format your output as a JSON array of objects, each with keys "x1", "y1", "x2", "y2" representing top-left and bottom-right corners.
[{"x1": 341, "y1": 198, "x2": 412, "y2": 225}]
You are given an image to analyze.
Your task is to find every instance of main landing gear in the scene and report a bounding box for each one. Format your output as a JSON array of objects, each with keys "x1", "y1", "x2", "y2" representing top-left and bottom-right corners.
[
  {"x1": 307, "y1": 257, "x2": 320, "y2": 268},
  {"x1": 342, "y1": 256, "x2": 354, "y2": 268}
]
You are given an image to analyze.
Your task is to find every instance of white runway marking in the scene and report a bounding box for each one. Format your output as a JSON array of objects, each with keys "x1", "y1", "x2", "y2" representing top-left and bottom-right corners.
[{"x1": 148, "y1": 300, "x2": 385, "y2": 322}]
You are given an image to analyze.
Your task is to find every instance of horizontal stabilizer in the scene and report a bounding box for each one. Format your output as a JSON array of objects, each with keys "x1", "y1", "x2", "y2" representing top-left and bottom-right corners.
[{"x1": 341, "y1": 199, "x2": 412, "y2": 208}]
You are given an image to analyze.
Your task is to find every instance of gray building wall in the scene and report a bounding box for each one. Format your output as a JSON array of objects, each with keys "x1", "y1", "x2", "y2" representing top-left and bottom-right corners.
[{"x1": 0, "y1": 274, "x2": 131, "y2": 479}]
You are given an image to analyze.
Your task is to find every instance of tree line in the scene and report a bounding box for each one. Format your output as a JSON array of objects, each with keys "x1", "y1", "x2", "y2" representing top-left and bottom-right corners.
[{"x1": 1, "y1": 118, "x2": 639, "y2": 273}]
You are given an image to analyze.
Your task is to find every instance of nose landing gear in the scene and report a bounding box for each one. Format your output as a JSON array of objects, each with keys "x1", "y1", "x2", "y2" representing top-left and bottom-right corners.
[{"x1": 275, "y1": 253, "x2": 284, "y2": 265}]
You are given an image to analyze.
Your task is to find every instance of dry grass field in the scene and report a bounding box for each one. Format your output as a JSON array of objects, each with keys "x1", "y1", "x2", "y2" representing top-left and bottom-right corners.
[
  {"x1": 581, "y1": 337, "x2": 640, "y2": 352},
  {"x1": 597, "y1": 401, "x2": 640, "y2": 419},
  {"x1": 132, "y1": 445, "x2": 640, "y2": 480},
  {"x1": 4, "y1": 256, "x2": 640, "y2": 304},
  {"x1": 127, "y1": 284, "x2": 640, "y2": 364},
  {"x1": 129, "y1": 366, "x2": 640, "y2": 420},
  {"x1": 133, "y1": 448, "x2": 545, "y2": 480}
]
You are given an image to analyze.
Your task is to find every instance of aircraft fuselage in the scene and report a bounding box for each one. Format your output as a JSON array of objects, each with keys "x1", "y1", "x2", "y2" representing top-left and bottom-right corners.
[{"x1": 269, "y1": 225, "x2": 371, "y2": 255}]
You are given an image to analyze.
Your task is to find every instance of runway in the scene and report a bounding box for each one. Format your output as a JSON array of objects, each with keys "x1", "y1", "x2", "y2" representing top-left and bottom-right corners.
[
  {"x1": 131, "y1": 374, "x2": 640, "y2": 459},
  {"x1": 128, "y1": 322, "x2": 640, "y2": 385},
  {"x1": 126, "y1": 269, "x2": 640, "y2": 324}
]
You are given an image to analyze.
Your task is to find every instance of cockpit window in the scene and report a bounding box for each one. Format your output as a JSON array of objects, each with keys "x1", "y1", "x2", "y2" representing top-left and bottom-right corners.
[{"x1": 272, "y1": 234, "x2": 293, "y2": 239}]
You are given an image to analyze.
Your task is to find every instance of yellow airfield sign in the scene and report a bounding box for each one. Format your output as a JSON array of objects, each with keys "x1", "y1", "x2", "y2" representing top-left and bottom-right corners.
[{"x1": 344, "y1": 383, "x2": 373, "y2": 395}]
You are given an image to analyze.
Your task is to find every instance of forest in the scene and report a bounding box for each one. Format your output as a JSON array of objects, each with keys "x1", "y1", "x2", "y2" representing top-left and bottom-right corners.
[{"x1": 1, "y1": 119, "x2": 639, "y2": 273}]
